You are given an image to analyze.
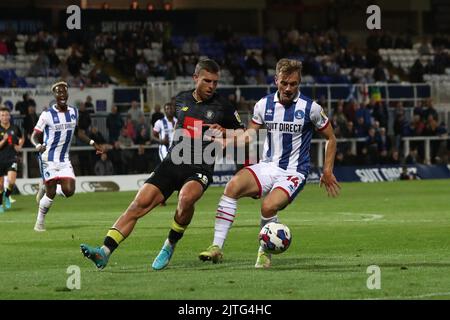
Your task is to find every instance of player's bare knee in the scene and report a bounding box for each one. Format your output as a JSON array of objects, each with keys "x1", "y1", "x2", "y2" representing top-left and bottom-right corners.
[
  {"x1": 177, "y1": 193, "x2": 196, "y2": 211},
  {"x1": 45, "y1": 188, "x2": 57, "y2": 199},
  {"x1": 261, "y1": 201, "x2": 278, "y2": 218},
  {"x1": 224, "y1": 178, "x2": 241, "y2": 198}
]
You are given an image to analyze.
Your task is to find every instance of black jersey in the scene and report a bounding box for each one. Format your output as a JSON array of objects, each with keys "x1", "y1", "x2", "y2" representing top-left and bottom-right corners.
[
  {"x1": 168, "y1": 90, "x2": 244, "y2": 174},
  {"x1": 0, "y1": 124, "x2": 23, "y2": 162}
]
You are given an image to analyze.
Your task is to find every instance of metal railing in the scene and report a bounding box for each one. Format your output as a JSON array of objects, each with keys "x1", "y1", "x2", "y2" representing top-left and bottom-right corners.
[
  {"x1": 16, "y1": 136, "x2": 449, "y2": 179},
  {"x1": 402, "y1": 136, "x2": 449, "y2": 164}
]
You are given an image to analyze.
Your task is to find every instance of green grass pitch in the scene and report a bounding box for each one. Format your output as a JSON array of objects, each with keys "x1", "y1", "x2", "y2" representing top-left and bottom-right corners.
[{"x1": 0, "y1": 180, "x2": 449, "y2": 300}]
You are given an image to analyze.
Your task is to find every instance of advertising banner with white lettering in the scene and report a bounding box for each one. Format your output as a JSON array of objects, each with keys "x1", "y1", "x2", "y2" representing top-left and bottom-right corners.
[
  {"x1": 333, "y1": 165, "x2": 450, "y2": 183},
  {"x1": 0, "y1": 87, "x2": 113, "y2": 114}
]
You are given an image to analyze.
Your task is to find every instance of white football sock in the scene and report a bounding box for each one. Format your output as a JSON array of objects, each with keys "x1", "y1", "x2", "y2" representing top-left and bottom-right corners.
[
  {"x1": 259, "y1": 215, "x2": 278, "y2": 251},
  {"x1": 260, "y1": 215, "x2": 279, "y2": 229},
  {"x1": 37, "y1": 194, "x2": 54, "y2": 223},
  {"x1": 213, "y1": 195, "x2": 237, "y2": 249}
]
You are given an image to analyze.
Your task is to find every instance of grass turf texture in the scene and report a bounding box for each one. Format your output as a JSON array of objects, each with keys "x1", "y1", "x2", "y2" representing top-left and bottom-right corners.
[{"x1": 0, "y1": 180, "x2": 449, "y2": 300}]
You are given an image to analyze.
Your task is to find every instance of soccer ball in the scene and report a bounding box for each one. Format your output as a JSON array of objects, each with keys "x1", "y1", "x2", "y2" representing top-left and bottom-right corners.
[{"x1": 258, "y1": 222, "x2": 292, "y2": 254}]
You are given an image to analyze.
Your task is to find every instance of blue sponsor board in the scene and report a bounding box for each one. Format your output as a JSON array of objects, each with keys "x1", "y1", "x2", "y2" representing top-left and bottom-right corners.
[
  {"x1": 212, "y1": 165, "x2": 450, "y2": 186},
  {"x1": 212, "y1": 170, "x2": 235, "y2": 186},
  {"x1": 333, "y1": 165, "x2": 450, "y2": 183}
]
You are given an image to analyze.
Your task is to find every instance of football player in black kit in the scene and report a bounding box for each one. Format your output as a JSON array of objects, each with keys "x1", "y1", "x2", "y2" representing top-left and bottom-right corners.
[
  {"x1": 0, "y1": 107, "x2": 24, "y2": 213},
  {"x1": 81, "y1": 59, "x2": 244, "y2": 270}
]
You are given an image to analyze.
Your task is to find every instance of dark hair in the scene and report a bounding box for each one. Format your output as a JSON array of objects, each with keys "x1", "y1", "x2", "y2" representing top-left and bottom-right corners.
[
  {"x1": 194, "y1": 59, "x2": 220, "y2": 75},
  {"x1": 0, "y1": 106, "x2": 10, "y2": 113}
]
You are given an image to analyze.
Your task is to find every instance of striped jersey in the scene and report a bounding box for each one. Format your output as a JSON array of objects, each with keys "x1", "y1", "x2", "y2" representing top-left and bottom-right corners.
[
  {"x1": 34, "y1": 105, "x2": 78, "y2": 162},
  {"x1": 251, "y1": 91, "x2": 329, "y2": 176},
  {"x1": 153, "y1": 116, "x2": 177, "y2": 159}
]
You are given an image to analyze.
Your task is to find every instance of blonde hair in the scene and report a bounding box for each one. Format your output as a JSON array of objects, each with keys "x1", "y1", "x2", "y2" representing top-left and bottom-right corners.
[{"x1": 276, "y1": 59, "x2": 302, "y2": 77}]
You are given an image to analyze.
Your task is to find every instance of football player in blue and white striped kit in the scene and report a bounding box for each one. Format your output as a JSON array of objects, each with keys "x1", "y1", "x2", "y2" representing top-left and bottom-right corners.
[
  {"x1": 199, "y1": 59, "x2": 341, "y2": 268},
  {"x1": 31, "y1": 81, "x2": 104, "y2": 232}
]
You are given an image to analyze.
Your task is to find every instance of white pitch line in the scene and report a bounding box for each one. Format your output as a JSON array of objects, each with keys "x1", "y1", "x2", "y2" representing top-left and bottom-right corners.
[{"x1": 337, "y1": 212, "x2": 384, "y2": 222}]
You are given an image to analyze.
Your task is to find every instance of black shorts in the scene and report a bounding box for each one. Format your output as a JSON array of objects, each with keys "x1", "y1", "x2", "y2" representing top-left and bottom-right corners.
[
  {"x1": 0, "y1": 161, "x2": 18, "y2": 176},
  {"x1": 146, "y1": 159, "x2": 212, "y2": 200}
]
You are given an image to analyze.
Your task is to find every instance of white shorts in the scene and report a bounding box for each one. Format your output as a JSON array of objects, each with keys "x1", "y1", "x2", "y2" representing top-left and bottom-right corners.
[
  {"x1": 41, "y1": 161, "x2": 76, "y2": 183},
  {"x1": 245, "y1": 162, "x2": 306, "y2": 202}
]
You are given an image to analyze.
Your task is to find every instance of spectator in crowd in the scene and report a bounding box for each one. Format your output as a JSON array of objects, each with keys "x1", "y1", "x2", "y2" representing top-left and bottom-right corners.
[
  {"x1": 389, "y1": 149, "x2": 401, "y2": 165},
  {"x1": 124, "y1": 115, "x2": 137, "y2": 142},
  {"x1": 28, "y1": 50, "x2": 50, "y2": 77},
  {"x1": 410, "y1": 114, "x2": 425, "y2": 136},
  {"x1": 378, "y1": 148, "x2": 390, "y2": 165},
  {"x1": 84, "y1": 96, "x2": 95, "y2": 113},
  {"x1": 89, "y1": 126, "x2": 107, "y2": 145},
  {"x1": 15, "y1": 93, "x2": 36, "y2": 115},
  {"x1": 23, "y1": 105, "x2": 39, "y2": 147},
  {"x1": 334, "y1": 151, "x2": 345, "y2": 166},
  {"x1": 77, "y1": 102, "x2": 92, "y2": 134},
  {"x1": 151, "y1": 104, "x2": 164, "y2": 127},
  {"x1": 135, "y1": 57, "x2": 150, "y2": 85},
  {"x1": 127, "y1": 100, "x2": 144, "y2": 125},
  {"x1": 424, "y1": 114, "x2": 448, "y2": 163},
  {"x1": 365, "y1": 127, "x2": 379, "y2": 164},
  {"x1": 410, "y1": 59, "x2": 425, "y2": 83},
  {"x1": 135, "y1": 126, "x2": 151, "y2": 145},
  {"x1": 89, "y1": 65, "x2": 114, "y2": 86},
  {"x1": 106, "y1": 105, "x2": 124, "y2": 143},
  {"x1": 108, "y1": 141, "x2": 124, "y2": 175},
  {"x1": 95, "y1": 153, "x2": 114, "y2": 176},
  {"x1": 133, "y1": 144, "x2": 150, "y2": 173},
  {"x1": 370, "y1": 100, "x2": 388, "y2": 129},
  {"x1": 118, "y1": 128, "x2": 135, "y2": 171},
  {"x1": 405, "y1": 147, "x2": 420, "y2": 164},
  {"x1": 422, "y1": 98, "x2": 438, "y2": 122},
  {"x1": 332, "y1": 100, "x2": 348, "y2": 133},
  {"x1": 377, "y1": 127, "x2": 391, "y2": 152}
]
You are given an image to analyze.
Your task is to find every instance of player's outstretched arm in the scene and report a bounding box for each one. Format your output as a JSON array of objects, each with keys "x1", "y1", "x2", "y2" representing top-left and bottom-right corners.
[
  {"x1": 76, "y1": 127, "x2": 105, "y2": 154},
  {"x1": 203, "y1": 121, "x2": 261, "y2": 149},
  {"x1": 318, "y1": 124, "x2": 341, "y2": 197},
  {"x1": 31, "y1": 130, "x2": 46, "y2": 153}
]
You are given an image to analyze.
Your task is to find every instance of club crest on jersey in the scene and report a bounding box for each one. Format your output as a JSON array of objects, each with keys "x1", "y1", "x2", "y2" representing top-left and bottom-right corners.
[
  {"x1": 205, "y1": 110, "x2": 215, "y2": 120},
  {"x1": 294, "y1": 110, "x2": 305, "y2": 119}
]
